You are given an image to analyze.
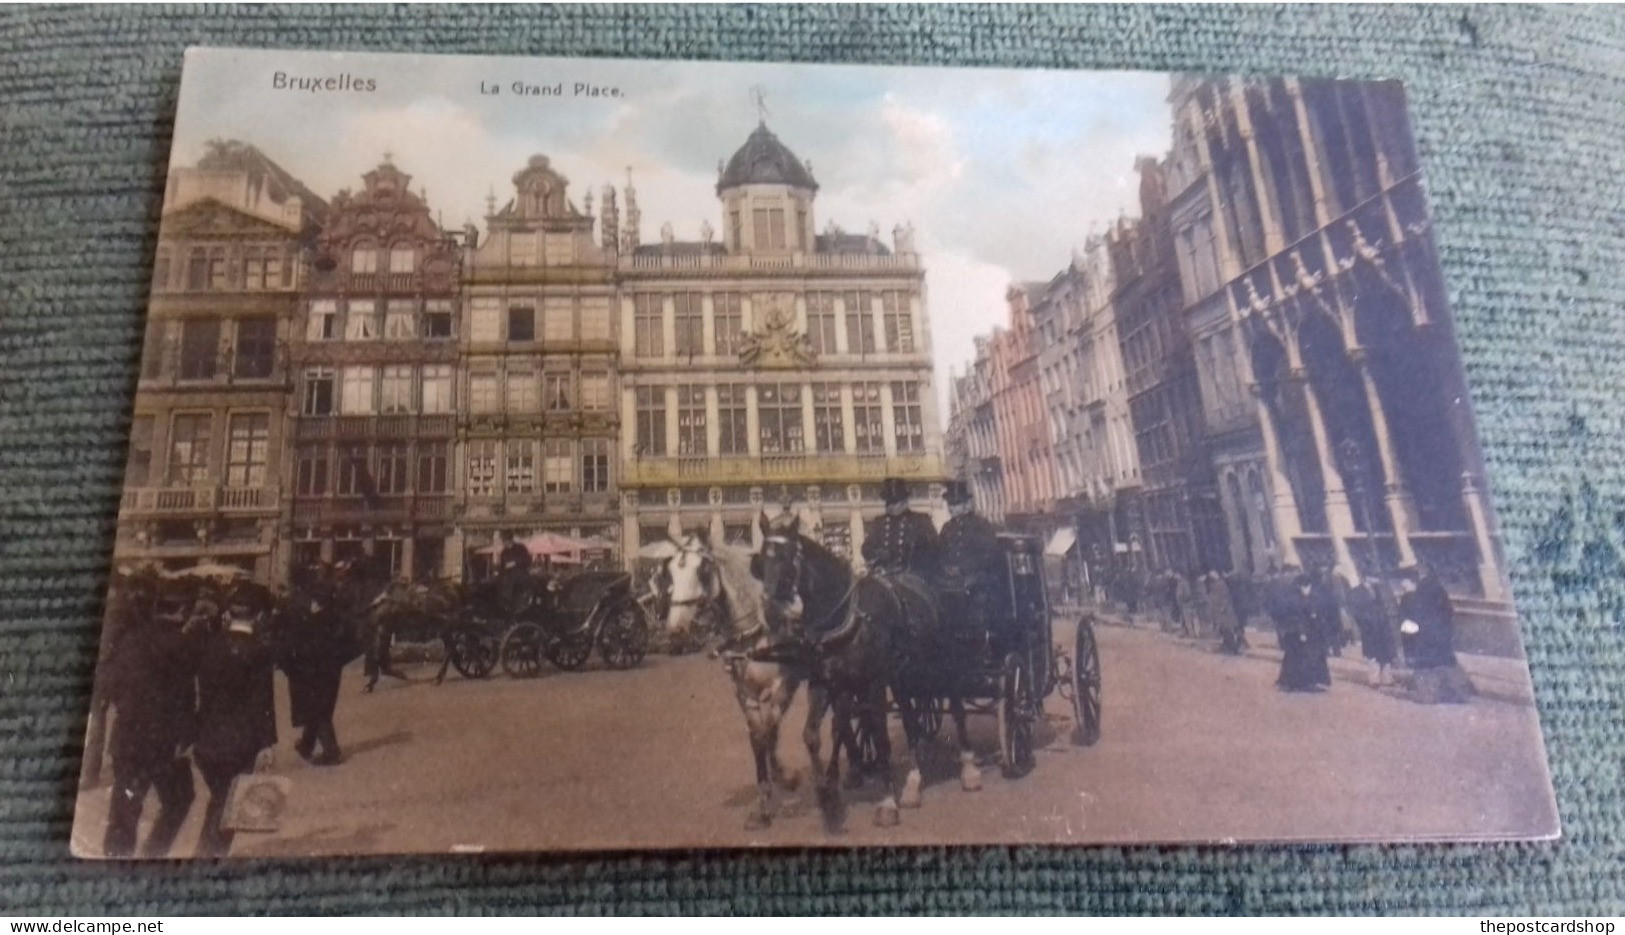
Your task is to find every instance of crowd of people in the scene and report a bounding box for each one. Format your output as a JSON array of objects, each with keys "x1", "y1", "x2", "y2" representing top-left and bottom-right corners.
[
  {"x1": 84, "y1": 559, "x2": 368, "y2": 858},
  {"x1": 1086, "y1": 557, "x2": 1476, "y2": 703}
]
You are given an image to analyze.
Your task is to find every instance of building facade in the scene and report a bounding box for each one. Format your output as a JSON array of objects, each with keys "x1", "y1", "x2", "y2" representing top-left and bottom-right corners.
[
  {"x1": 990, "y1": 284, "x2": 1058, "y2": 531},
  {"x1": 457, "y1": 155, "x2": 622, "y2": 577},
  {"x1": 946, "y1": 336, "x2": 1005, "y2": 523},
  {"x1": 288, "y1": 157, "x2": 462, "y2": 580},
  {"x1": 616, "y1": 121, "x2": 947, "y2": 565},
  {"x1": 1169, "y1": 75, "x2": 1505, "y2": 601},
  {"x1": 116, "y1": 141, "x2": 325, "y2": 582}
]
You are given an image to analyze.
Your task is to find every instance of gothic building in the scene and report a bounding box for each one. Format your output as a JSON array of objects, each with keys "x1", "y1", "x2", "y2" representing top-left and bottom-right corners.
[
  {"x1": 287, "y1": 156, "x2": 463, "y2": 580},
  {"x1": 1168, "y1": 75, "x2": 1506, "y2": 606},
  {"x1": 457, "y1": 155, "x2": 622, "y2": 576},
  {"x1": 616, "y1": 121, "x2": 946, "y2": 564},
  {"x1": 116, "y1": 141, "x2": 325, "y2": 582}
]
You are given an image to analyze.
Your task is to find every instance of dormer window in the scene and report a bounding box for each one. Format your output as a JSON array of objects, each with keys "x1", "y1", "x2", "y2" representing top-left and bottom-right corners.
[{"x1": 753, "y1": 208, "x2": 786, "y2": 250}]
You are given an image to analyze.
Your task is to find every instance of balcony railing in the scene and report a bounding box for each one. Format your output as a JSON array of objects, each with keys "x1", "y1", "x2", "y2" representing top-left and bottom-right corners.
[
  {"x1": 620, "y1": 252, "x2": 919, "y2": 273},
  {"x1": 121, "y1": 485, "x2": 279, "y2": 515},
  {"x1": 346, "y1": 272, "x2": 419, "y2": 293},
  {"x1": 622, "y1": 452, "x2": 942, "y2": 487},
  {"x1": 295, "y1": 414, "x2": 457, "y2": 440}
]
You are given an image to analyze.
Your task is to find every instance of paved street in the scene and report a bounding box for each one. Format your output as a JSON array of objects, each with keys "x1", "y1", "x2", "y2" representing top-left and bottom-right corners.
[{"x1": 73, "y1": 617, "x2": 1557, "y2": 856}]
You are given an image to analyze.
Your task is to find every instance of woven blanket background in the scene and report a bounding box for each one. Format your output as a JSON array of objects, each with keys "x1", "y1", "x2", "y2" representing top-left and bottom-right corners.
[{"x1": 2, "y1": 3, "x2": 1622, "y2": 915}]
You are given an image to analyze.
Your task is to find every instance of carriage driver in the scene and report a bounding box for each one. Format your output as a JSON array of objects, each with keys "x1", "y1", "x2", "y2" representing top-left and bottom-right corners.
[
  {"x1": 938, "y1": 480, "x2": 1004, "y2": 644},
  {"x1": 861, "y1": 477, "x2": 941, "y2": 580},
  {"x1": 495, "y1": 530, "x2": 533, "y2": 615}
]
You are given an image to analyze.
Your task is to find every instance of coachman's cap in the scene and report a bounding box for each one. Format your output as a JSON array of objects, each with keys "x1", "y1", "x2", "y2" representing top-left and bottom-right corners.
[
  {"x1": 944, "y1": 480, "x2": 973, "y2": 506},
  {"x1": 879, "y1": 477, "x2": 910, "y2": 505}
]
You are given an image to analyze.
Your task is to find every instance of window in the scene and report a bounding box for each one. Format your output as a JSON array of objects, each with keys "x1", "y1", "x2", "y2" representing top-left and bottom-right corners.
[
  {"x1": 813, "y1": 384, "x2": 845, "y2": 453},
  {"x1": 380, "y1": 365, "x2": 414, "y2": 414},
  {"x1": 422, "y1": 300, "x2": 454, "y2": 339},
  {"x1": 634, "y1": 294, "x2": 663, "y2": 357},
  {"x1": 384, "y1": 300, "x2": 415, "y2": 340},
  {"x1": 167, "y1": 413, "x2": 211, "y2": 486},
  {"x1": 307, "y1": 300, "x2": 339, "y2": 341},
  {"x1": 717, "y1": 384, "x2": 748, "y2": 455},
  {"x1": 179, "y1": 319, "x2": 220, "y2": 380},
  {"x1": 581, "y1": 438, "x2": 610, "y2": 493},
  {"x1": 389, "y1": 244, "x2": 414, "y2": 274},
  {"x1": 153, "y1": 252, "x2": 171, "y2": 293},
  {"x1": 351, "y1": 247, "x2": 377, "y2": 274},
  {"x1": 506, "y1": 440, "x2": 535, "y2": 494},
  {"x1": 674, "y1": 294, "x2": 703, "y2": 357},
  {"x1": 511, "y1": 232, "x2": 536, "y2": 267},
  {"x1": 580, "y1": 297, "x2": 610, "y2": 342},
  {"x1": 346, "y1": 300, "x2": 379, "y2": 341},
  {"x1": 341, "y1": 367, "x2": 376, "y2": 414},
  {"x1": 758, "y1": 383, "x2": 804, "y2": 454},
  {"x1": 506, "y1": 369, "x2": 538, "y2": 413},
  {"x1": 544, "y1": 373, "x2": 571, "y2": 411},
  {"x1": 302, "y1": 368, "x2": 335, "y2": 416},
  {"x1": 544, "y1": 233, "x2": 574, "y2": 266},
  {"x1": 580, "y1": 372, "x2": 609, "y2": 410},
  {"x1": 470, "y1": 298, "x2": 501, "y2": 343},
  {"x1": 421, "y1": 364, "x2": 453, "y2": 414},
  {"x1": 186, "y1": 249, "x2": 209, "y2": 291},
  {"x1": 208, "y1": 249, "x2": 228, "y2": 291},
  {"x1": 141, "y1": 322, "x2": 166, "y2": 380},
  {"x1": 853, "y1": 381, "x2": 884, "y2": 453},
  {"x1": 730, "y1": 209, "x2": 742, "y2": 248},
  {"x1": 881, "y1": 291, "x2": 914, "y2": 353},
  {"x1": 466, "y1": 440, "x2": 497, "y2": 498},
  {"x1": 336, "y1": 445, "x2": 369, "y2": 496},
  {"x1": 225, "y1": 413, "x2": 270, "y2": 487},
  {"x1": 635, "y1": 386, "x2": 667, "y2": 456},
  {"x1": 242, "y1": 248, "x2": 283, "y2": 290},
  {"x1": 375, "y1": 443, "x2": 410, "y2": 495},
  {"x1": 806, "y1": 292, "x2": 838, "y2": 355},
  {"x1": 469, "y1": 372, "x2": 500, "y2": 414},
  {"x1": 233, "y1": 317, "x2": 276, "y2": 379},
  {"x1": 713, "y1": 293, "x2": 742, "y2": 356},
  {"x1": 507, "y1": 305, "x2": 535, "y2": 342},
  {"x1": 543, "y1": 439, "x2": 573, "y2": 493},
  {"x1": 844, "y1": 291, "x2": 876, "y2": 355},
  {"x1": 677, "y1": 385, "x2": 707, "y2": 456},
  {"x1": 753, "y1": 207, "x2": 786, "y2": 249},
  {"x1": 296, "y1": 446, "x2": 329, "y2": 496},
  {"x1": 543, "y1": 297, "x2": 572, "y2": 342},
  {"x1": 417, "y1": 443, "x2": 448, "y2": 494},
  {"x1": 126, "y1": 416, "x2": 155, "y2": 487}
]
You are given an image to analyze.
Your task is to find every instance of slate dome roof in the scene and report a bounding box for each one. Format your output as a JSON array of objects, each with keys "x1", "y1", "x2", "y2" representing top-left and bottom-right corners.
[{"x1": 717, "y1": 123, "x2": 819, "y2": 194}]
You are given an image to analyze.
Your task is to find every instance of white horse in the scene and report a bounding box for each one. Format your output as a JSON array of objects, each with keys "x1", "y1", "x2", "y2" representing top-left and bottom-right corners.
[{"x1": 639, "y1": 529, "x2": 804, "y2": 829}]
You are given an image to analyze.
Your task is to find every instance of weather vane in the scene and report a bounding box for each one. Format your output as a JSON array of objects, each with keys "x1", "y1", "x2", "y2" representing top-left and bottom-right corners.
[{"x1": 749, "y1": 85, "x2": 769, "y2": 124}]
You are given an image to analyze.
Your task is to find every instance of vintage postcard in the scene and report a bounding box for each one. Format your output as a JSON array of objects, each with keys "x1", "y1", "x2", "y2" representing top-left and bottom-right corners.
[{"x1": 72, "y1": 47, "x2": 1558, "y2": 857}]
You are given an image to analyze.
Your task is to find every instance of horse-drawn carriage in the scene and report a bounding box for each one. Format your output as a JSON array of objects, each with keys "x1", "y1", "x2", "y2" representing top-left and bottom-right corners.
[
  {"x1": 494, "y1": 570, "x2": 651, "y2": 677},
  {"x1": 846, "y1": 532, "x2": 1102, "y2": 778}
]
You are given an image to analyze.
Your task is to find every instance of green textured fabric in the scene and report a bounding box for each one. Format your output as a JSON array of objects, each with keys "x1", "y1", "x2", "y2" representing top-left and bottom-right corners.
[{"x1": 2, "y1": 3, "x2": 1623, "y2": 915}]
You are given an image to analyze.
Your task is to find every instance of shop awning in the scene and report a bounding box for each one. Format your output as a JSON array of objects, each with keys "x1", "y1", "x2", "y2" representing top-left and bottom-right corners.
[{"x1": 1044, "y1": 528, "x2": 1078, "y2": 557}]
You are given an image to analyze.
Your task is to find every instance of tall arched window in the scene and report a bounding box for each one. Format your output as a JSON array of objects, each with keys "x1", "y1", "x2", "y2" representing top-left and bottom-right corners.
[
  {"x1": 1248, "y1": 469, "x2": 1276, "y2": 548},
  {"x1": 389, "y1": 243, "x2": 415, "y2": 274},
  {"x1": 351, "y1": 244, "x2": 377, "y2": 274}
]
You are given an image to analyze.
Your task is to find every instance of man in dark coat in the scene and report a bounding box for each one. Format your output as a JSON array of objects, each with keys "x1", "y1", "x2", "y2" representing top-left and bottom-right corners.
[
  {"x1": 862, "y1": 477, "x2": 940, "y2": 580},
  {"x1": 938, "y1": 480, "x2": 1004, "y2": 647},
  {"x1": 1273, "y1": 572, "x2": 1333, "y2": 692},
  {"x1": 1346, "y1": 572, "x2": 1399, "y2": 687},
  {"x1": 1206, "y1": 570, "x2": 1246, "y2": 655},
  {"x1": 495, "y1": 530, "x2": 534, "y2": 616},
  {"x1": 1397, "y1": 565, "x2": 1476, "y2": 703},
  {"x1": 101, "y1": 581, "x2": 200, "y2": 858},
  {"x1": 193, "y1": 584, "x2": 279, "y2": 857},
  {"x1": 279, "y1": 561, "x2": 350, "y2": 765}
]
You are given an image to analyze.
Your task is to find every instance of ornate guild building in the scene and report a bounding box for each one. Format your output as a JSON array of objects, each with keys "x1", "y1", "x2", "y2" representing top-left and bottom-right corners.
[
  {"x1": 117, "y1": 141, "x2": 325, "y2": 581},
  {"x1": 616, "y1": 121, "x2": 946, "y2": 563},
  {"x1": 458, "y1": 156, "x2": 622, "y2": 575},
  {"x1": 287, "y1": 157, "x2": 463, "y2": 580}
]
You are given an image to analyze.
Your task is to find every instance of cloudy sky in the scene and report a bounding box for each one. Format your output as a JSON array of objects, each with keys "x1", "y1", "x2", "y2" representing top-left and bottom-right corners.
[{"x1": 173, "y1": 48, "x2": 1173, "y2": 413}]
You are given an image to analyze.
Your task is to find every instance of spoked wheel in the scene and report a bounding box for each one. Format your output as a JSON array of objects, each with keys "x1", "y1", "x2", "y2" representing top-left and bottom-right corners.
[
  {"x1": 544, "y1": 629, "x2": 594, "y2": 671},
  {"x1": 499, "y1": 623, "x2": 545, "y2": 679},
  {"x1": 449, "y1": 626, "x2": 498, "y2": 679},
  {"x1": 900, "y1": 695, "x2": 943, "y2": 740},
  {"x1": 1071, "y1": 616, "x2": 1102, "y2": 746},
  {"x1": 597, "y1": 601, "x2": 649, "y2": 670},
  {"x1": 846, "y1": 709, "x2": 884, "y2": 780},
  {"x1": 997, "y1": 653, "x2": 1036, "y2": 779}
]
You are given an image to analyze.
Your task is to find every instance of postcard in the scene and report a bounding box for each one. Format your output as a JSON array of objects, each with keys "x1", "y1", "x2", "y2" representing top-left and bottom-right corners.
[{"x1": 72, "y1": 47, "x2": 1558, "y2": 857}]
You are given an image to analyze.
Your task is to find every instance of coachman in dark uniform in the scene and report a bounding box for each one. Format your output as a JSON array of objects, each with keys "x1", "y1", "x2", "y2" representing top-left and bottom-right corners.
[
  {"x1": 102, "y1": 582, "x2": 200, "y2": 858},
  {"x1": 495, "y1": 530, "x2": 534, "y2": 616},
  {"x1": 861, "y1": 477, "x2": 940, "y2": 580},
  {"x1": 938, "y1": 480, "x2": 1004, "y2": 647}
]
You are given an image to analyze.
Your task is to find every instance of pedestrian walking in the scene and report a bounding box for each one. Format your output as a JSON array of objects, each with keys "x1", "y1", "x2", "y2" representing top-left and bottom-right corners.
[
  {"x1": 1206, "y1": 571, "x2": 1247, "y2": 655},
  {"x1": 280, "y1": 562, "x2": 349, "y2": 765},
  {"x1": 1396, "y1": 564, "x2": 1476, "y2": 704},
  {"x1": 1346, "y1": 572, "x2": 1399, "y2": 687},
  {"x1": 193, "y1": 584, "x2": 279, "y2": 857},
  {"x1": 1274, "y1": 572, "x2": 1332, "y2": 692}
]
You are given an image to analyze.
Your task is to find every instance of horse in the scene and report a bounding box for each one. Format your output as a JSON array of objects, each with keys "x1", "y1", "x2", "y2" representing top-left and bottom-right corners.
[
  {"x1": 755, "y1": 512, "x2": 984, "y2": 830},
  {"x1": 359, "y1": 578, "x2": 467, "y2": 691},
  {"x1": 641, "y1": 529, "x2": 804, "y2": 830}
]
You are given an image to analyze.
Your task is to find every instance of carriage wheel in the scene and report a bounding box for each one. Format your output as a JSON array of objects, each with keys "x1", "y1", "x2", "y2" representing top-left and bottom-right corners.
[
  {"x1": 544, "y1": 630, "x2": 594, "y2": 671},
  {"x1": 499, "y1": 623, "x2": 545, "y2": 679},
  {"x1": 597, "y1": 601, "x2": 649, "y2": 670},
  {"x1": 900, "y1": 695, "x2": 942, "y2": 740},
  {"x1": 997, "y1": 653, "x2": 1036, "y2": 779},
  {"x1": 449, "y1": 627, "x2": 498, "y2": 679},
  {"x1": 1071, "y1": 617, "x2": 1102, "y2": 747}
]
